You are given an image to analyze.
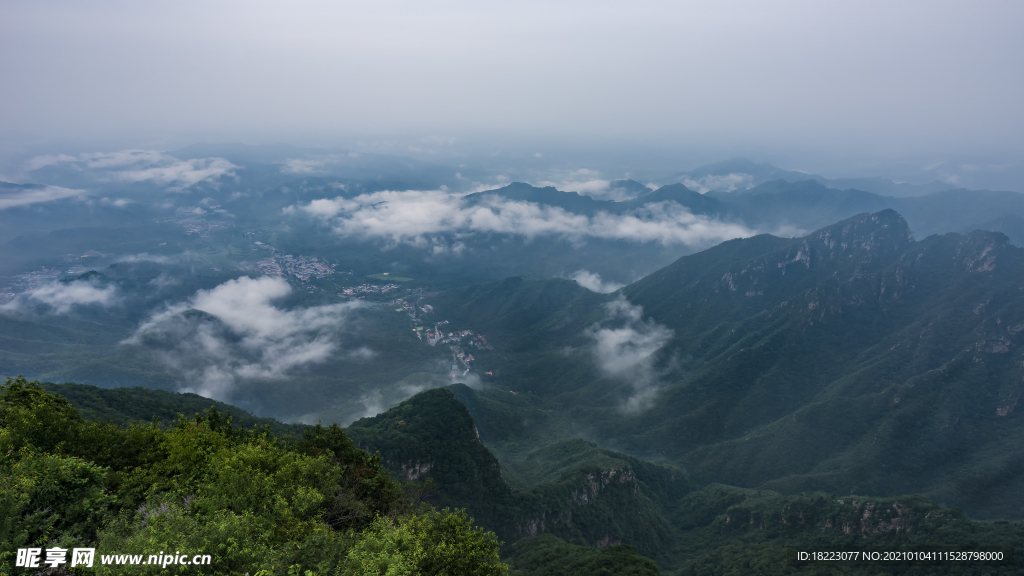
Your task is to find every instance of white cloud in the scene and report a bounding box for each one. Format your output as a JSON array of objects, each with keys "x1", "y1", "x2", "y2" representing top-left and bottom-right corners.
[
  {"x1": 572, "y1": 270, "x2": 625, "y2": 293},
  {"x1": 767, "y1": 223, "x2": 807, "y2": 238},
  {"x1": 2, "y1": 280, "x2": 118, "y2": 314},
  {"x1": 281, "y1": 158, "x2": 326, "y2": 174},
  {"x1": 81, "y1": 149, "x2": 166, "y2": 169},
  {"x1": 100, "y1": 197, "x2": 133, "y2": 207},
  {"x1": 0, "y1": 185, "x2": 87, "y2": 209},
  {"x1": 24, "y1": 154, "x2": 78, "y2": 171},
  {"x1": 25, "y1": 149, "x2": 238, "y2": 189},
  {"x1": 116, "y1": 157, "x2": 237, "y2": 188},
  {"x1": 288, "y1": 188, "x2": 753, "y2": 247},
  {"x1": 114, "y1": 252, "x2": 185, "y2": 264},
  {"x1": 534, "y1": 169, "x2": 657, "y2": 201},
  {"x1": 347, "y1": 367, "x2": 481, "y2": 424},
  {"x1": 535, "y1": 169, "x2": 636, "y2": 201},
  {"x1": 124, "y1": 276, "x2": 365, "y2": 400},
  {"x1": 585, "y1": 296, "x2": 673, "y2": 414},
  {"x1": 682, "y1": 172, "x2": 754, "y2": 194}
]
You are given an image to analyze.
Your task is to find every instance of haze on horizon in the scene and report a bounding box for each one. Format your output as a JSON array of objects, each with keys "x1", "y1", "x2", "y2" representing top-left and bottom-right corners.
[{"x1": 1, "y1": 0, "x2": 1022, "y2": 187}]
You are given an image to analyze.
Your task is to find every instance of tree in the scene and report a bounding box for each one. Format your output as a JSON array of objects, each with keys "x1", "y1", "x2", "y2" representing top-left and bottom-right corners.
[{"x1": 344, "y1": 508, "x2": 507, "y2": 576}]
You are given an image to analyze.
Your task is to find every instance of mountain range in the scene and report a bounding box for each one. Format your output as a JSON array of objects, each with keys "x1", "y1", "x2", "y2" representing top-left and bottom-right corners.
[
  {"x1": 11, "y1": 204, "x2": 1024, "y2": 573},
  {"x1": 425, "y1": 210, "x2": 1024, "y2": 523}
]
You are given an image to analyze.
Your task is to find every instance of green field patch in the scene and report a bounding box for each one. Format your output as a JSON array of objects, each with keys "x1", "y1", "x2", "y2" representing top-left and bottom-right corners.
[{"x1": 368, "y1": 273, "x2": 413, "y2": 282}]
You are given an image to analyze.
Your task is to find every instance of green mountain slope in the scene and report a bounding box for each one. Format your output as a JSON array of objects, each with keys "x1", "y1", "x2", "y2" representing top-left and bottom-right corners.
[
  {"x1": 432, "y1": 210, "x2": 1024, "y2": 520},
  {"x1": 346, "y1": 387, "x2": 689, "y2": 564},
  {"x1": 347, "y1": 386, "x2": 1024, "y2": 574}
]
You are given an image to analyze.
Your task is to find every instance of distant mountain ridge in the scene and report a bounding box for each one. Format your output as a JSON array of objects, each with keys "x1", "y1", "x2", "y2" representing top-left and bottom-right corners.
[
  {"x1": 474, "y1": 179, "x2": 1024, "y2": 245},
  {"x1": 675, "y1": 157, "x2": 959, "y2": 197}
]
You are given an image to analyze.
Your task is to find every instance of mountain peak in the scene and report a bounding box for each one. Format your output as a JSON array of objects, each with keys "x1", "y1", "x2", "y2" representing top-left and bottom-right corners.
[
  {"x1": 809, "y1": 209, "x2": 914, "y2": 253},
  {"x1": 465, "y1": 182, "x2": 606, "y2": 215},
  {"x1": 623, "y1": 209, "x2": 915, "y2": 329}
]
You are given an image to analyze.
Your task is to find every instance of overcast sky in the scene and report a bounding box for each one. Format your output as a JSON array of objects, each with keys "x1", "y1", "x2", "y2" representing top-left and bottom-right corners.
[{"x1": 1, "y1": 1, "x2": 1022, "y2": 176}]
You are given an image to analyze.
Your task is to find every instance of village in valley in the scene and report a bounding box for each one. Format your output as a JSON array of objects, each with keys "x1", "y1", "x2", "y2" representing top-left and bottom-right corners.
[
  {"x1": 242, "y1": 242, "x2": 337, "y2": 281},
  {"x1": 390, "y1": 293, "x2": 494, "y2": 379},
  {"x1": 340, "y1": 282, "x2": 401, "y2": 298}
]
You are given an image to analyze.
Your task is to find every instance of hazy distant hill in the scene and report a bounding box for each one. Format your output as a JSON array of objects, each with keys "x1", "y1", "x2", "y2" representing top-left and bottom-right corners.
[
  {"x1": 676, "y1": 157, "x2": 959, "y2": 197},
  {"x1": 962, "y1": 213, "x2": 1024, "y2": 246}
]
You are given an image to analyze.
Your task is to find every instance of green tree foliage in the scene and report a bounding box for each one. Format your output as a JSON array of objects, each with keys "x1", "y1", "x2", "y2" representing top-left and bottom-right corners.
[
  {"x1": 0, "y1": 450, "x2": 115, "y2": 552},
  {"x1": 344, "y1": 508, "x2": 507, "y2": 576},
  {"x1": 0, "y1": 377, "x2": 507, "y2": 576}
]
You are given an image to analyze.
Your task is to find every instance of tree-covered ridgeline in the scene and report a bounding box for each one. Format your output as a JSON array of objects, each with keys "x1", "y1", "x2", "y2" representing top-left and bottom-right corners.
[{"x1": 0, "y1": 376, "x2": 507, "y2": 576}]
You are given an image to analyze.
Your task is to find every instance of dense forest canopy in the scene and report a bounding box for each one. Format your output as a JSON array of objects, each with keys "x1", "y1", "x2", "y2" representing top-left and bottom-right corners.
[{"x1": 0, "y1": 377, "x2": 506, "y2": 575}]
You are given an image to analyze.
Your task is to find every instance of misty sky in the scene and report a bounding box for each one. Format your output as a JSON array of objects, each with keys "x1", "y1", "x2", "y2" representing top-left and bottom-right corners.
[{"x1": 1, "y1": 1, "x2": 1022, "y2": 176}]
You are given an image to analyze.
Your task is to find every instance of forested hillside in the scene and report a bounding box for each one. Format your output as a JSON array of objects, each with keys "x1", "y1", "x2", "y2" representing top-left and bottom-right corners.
[
  {"x1": 0, "y1": 377, "x2": 505, "y2": 576},
  {"x1": 345, "y1": 386, "x2": 1024, "y2": 575},
  {"x1": 432, "y1": 210, "x2": 1024, "y2": 521}
]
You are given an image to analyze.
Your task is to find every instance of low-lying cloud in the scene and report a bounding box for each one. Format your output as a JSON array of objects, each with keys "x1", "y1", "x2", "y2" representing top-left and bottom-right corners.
[
  {"x1": 116, "y1": 157, "x2": 237, "y2": 188},
  {"x1": 281, "y1": 159, "x2": 327, "y2": 174},
  {"x1": 124, "y1": 276, "x2": 365, "y2": 400},
  {"x1": 114, "y1": 252, "x2": 193, "y2": 265},
  {"x1": 278, "y1": 152, "x2": 373, "y2": 175},
  {"x1": 0, "y1": 185, "x2": 87, "y2": 209},
  {"x1": 572, "y1": 270, "x2": 626, "y2": 294},
  {"x1": 682, "y1": 172, "x2": 754, "y2": 194},
  {"x1": 2, "y1": 279, "x2": 118, "y2": 314},
  {"x1": 536, "y1": 169, "x2": 647, "y2": 201},
  {"x1": 534, "y1": 170, "x2": 658, "y2": 202},
  {"x1": 348, "y1": 368, "x2": 482, "y2": 424},
  {"x1": 26, "y1": 149, "x2": 238, "y2": 189},
  {"x1": 586, "y1": 296, "x2": 673, "y2": 414},
  {"x1": 287, "y1": 188, "x2": 753, "y2": 247}
]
